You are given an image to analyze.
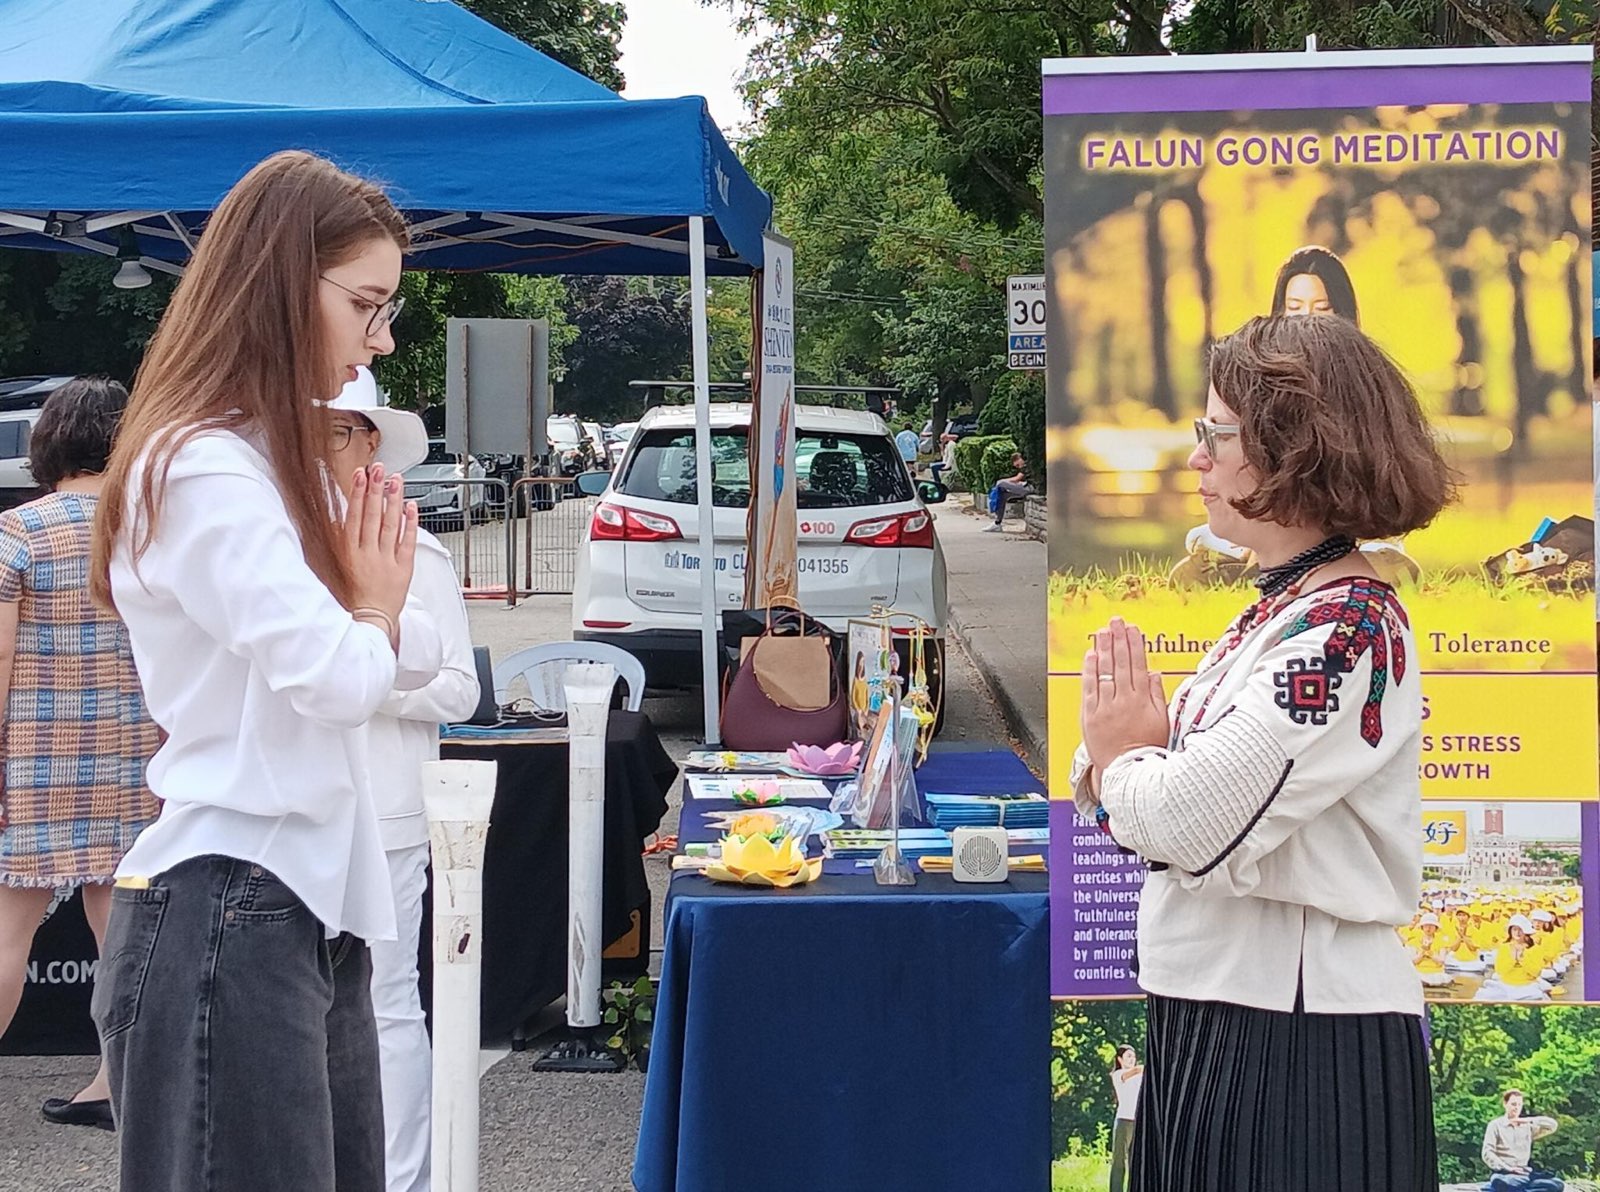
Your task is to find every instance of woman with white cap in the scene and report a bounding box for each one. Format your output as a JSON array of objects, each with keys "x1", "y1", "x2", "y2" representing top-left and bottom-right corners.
[
  {"x1": 329, "y1": 367, "x2": 480, "y2": 1192},
  {"x1": 1410, "y1": 914, "x2": 1452, "y2": 988},
  {"x1": 1476, "y1": 916, "x2": 1551, "y2": 1002},
  {"x1": 1530, "y1": 909, "x2": 1568, "y2": 979}
]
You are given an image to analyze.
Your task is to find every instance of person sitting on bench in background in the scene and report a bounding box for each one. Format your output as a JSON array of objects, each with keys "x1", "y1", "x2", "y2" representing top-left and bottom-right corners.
[{"x1": 986, "y1": 451, "x2": 1033, "y2": 531}]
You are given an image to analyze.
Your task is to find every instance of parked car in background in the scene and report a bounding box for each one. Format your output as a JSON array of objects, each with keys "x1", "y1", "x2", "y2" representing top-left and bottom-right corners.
[
  {"x1": 404, "y1": 438, "x2": 488, "y2": 526},
  {"x1": 547, "y1": 415, "x2": 598, "y2": 476},
  {"x1": 606, "y1": 421, "x2": 638, "y2": 468},
  {"x1": 573, "y1": 404, "x2": 950, "y2": 719},
  {"x1": 918, "y1": 412, "x2": 980, "y2": 455},
  {"x1": 0, "y1": 376, "x2": 74, "y2": 510}
]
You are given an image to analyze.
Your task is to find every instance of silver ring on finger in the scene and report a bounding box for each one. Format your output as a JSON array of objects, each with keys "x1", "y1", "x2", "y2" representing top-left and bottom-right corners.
[{"x1": 1098, "y1": 674, "x2": 1115, "y2": 682}]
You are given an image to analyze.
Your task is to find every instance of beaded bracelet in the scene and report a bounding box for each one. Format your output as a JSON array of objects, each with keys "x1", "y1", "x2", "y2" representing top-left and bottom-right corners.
[{"x1": 1093, "y1": 804, "x2": 1112, "y2": 836}]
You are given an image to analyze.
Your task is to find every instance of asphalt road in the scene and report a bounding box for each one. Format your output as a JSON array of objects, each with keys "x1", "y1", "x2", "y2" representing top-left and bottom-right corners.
[{"x1": 0, "y1": 590, "x2": 1012, "y2": 1192}]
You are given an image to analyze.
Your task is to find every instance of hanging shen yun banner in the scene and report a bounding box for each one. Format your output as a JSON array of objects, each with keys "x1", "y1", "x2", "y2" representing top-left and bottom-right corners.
[{"x1": 1043, "y1": 47, "x2": 1600, "y2": 1190}]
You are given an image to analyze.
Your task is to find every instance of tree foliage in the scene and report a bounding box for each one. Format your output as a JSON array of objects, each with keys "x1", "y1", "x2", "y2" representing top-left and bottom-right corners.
[
  {"x1": 730, "y1": 0, "x2": 1590, "y2": 479},
  {"x1": 560, "y1": 277, "x2": 695, "y2": 420},
  {"x1": 461, "y1": 0, "x2": 627, "y2": 90}
]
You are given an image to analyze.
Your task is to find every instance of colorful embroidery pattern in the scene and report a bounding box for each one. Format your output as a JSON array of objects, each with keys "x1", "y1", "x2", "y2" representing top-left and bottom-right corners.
[
  {"x1": 1277, "y1": 579, "x2": 1409, "y2": 747},
  {"x1": 1273, "y1": 656, "x2": 1342, "y2": 725}
]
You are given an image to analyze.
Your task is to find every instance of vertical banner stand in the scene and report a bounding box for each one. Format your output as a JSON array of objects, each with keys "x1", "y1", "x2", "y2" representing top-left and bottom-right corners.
[
  {"x1": 424, "y1": 758, "x2": 498, "y2": 1192},
  {"x1": 534, "y1": 662, "x2": 626, "y2": 1072},
  {"x1": 873, "y1": 677, "x2": 916, "y2": 886}
]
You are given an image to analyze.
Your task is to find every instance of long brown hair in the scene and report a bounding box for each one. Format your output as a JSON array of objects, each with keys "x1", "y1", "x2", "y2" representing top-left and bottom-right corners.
[{"x1": 90, "y1": 150, "x2": 409, "y2": 610}]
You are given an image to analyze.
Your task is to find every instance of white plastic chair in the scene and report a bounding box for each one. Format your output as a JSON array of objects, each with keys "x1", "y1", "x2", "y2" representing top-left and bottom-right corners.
[{"x1": 491, "y1": 641, "x2": 646, "y2": 713}]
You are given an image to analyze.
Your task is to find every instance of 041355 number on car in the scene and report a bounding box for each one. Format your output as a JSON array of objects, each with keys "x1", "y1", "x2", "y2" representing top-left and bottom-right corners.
[{"x1": 798, "y1": 557, "x2": 851, "y2": 575}]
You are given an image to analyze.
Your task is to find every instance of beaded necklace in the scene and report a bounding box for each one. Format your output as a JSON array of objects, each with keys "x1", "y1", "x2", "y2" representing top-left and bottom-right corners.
[{"x1": 1170, "y1": 535, "x2": 1358, "y2": 739}]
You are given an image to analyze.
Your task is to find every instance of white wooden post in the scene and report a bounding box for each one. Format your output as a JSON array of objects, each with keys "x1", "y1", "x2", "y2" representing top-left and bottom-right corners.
[
  {"x1": 563, "y1": 662, "x2": 614, "y2": 1029},
  {"x1": 424, "y1": 758, "x2": 497, "y2": 1192}
]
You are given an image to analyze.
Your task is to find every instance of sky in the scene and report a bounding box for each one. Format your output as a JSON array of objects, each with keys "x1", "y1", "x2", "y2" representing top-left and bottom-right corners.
[{"x1": 619, "y1": 0, "x2": 758, "y2": 135}]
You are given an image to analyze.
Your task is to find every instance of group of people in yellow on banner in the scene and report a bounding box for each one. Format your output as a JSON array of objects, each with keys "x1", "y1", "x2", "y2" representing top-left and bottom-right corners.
[{"x1": 1400, "y1": 890, "x2": 1584, "y2": 1001}]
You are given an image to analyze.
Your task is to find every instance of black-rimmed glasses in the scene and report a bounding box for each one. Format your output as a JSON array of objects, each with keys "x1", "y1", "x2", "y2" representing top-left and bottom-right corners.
[
  {"x1": 330, "y1": 423, "x2": 380, "y2": 451},
  {"x1": 320, "y1": 274, "x2": 405, "y2": 337},
  {"x1": 1193, "y1": 417, "x2": 1241, "y2": 457}
]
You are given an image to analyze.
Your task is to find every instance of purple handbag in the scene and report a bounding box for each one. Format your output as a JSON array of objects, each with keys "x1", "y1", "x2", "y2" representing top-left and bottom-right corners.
[{"x1": 719, "y1": 612, "x2": 848, "y2": 750}]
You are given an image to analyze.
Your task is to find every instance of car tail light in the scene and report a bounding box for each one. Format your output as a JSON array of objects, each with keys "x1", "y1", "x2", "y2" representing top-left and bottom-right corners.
[
  {"x1": 844, "y1": 510, "x2": 933, "y2": 548},
  {"x1": 590, "y1": 501, "x2": 683, "y2": 542}
]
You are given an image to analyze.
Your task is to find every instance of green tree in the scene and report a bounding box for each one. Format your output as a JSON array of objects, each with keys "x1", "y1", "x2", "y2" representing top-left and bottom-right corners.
[
  {"x1": 0, "y1": 253, "x2": 176, "y2": 381},
  {"x1": 559, "y1": 276, "x2": 696, "y2": 420},
  {"x1": 461, "y1": 0, "x2": 627, "y2": 90}
]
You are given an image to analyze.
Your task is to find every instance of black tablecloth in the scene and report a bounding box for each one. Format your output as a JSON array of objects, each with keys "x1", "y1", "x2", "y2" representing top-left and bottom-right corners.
[{"x1": 437, "y1": 709, "x2": 676, "y2": 1039}]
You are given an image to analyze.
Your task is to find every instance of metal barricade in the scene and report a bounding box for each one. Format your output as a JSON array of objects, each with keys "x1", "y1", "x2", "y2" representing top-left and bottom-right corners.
[
  {"x1": 508, "y1": 476, "x2": 587, "y2": 602},
  {"x1": 402, "y1": 476, "x2": 513, "y2": 599}
]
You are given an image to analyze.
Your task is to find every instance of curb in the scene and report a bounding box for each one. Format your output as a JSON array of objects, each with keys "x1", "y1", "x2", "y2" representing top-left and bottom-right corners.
[{"x1": 946, "y1": 603, "x2": 1049, "y2": 780}]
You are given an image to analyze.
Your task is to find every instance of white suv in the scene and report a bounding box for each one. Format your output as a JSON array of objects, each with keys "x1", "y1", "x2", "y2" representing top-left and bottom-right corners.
[{"x1": 573, "y1": 403, "x2": 949, "y2": 711}]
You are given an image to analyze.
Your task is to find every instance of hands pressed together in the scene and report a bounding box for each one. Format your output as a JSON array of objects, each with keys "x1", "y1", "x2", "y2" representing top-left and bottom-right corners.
[
  {"x1": 1080, "y1": 617, "x2": 1171, "y2": 779},
  {"x1": 343, "y1": 463, "x2": 418, "y2": 648}
]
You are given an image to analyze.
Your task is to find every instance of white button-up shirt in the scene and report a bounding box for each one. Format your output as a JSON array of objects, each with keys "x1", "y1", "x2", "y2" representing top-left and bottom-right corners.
[
  {"x1": 1073, "y1": 578, "x2": 1425, "y2": 1016},
  {"x1": 368, "y1": 528, "x2": 480, "y2": 851},
  {"x1": 112, "y1": 430, "x2": 442, "y2": 941}
]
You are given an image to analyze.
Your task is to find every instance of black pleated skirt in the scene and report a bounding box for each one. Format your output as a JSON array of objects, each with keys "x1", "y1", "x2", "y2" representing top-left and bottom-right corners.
[{"x1": 1131, "y1": 994, "x2": 1437, "y2": 1192}]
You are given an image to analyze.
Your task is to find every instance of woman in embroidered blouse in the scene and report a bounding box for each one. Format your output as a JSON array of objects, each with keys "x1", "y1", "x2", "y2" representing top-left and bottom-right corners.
[{"x1": 1075, "y1": 315, "x2": 1454, "y2": 1192}]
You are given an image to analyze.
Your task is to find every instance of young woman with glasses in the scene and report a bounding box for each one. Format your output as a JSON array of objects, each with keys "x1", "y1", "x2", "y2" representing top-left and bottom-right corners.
[{"x1": 88, "y1": 150, "x2": 440, "y2": 1192}]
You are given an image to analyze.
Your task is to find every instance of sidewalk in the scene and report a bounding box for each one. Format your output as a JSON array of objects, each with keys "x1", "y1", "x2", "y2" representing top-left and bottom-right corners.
[{"x1": 934, "y1": 502, "x2": 1049, "y2": 773}]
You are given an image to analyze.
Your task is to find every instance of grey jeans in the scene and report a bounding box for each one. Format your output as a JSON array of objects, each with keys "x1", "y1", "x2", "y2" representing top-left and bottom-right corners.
[
  {"x1": 92, "y1": 855, "x2": 385, "y2": 1192},
  {"x1": 995, "y1": 478, "x2": 1033, "y2": 521}
]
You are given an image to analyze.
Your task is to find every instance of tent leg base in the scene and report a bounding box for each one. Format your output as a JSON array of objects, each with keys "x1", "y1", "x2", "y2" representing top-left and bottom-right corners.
[{"x1": 531, "y1": 1026, "x2": 627, "y2": 1073}]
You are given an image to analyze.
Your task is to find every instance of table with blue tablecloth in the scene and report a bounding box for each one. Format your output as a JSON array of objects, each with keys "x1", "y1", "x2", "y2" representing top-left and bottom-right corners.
[{"x1": 633, "y1": 746, "x2": 1050, "y2": 1192}]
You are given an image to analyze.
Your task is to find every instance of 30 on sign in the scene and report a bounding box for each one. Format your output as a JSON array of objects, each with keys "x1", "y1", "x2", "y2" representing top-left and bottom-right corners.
[{"x1": 1007, "y1": 274, "x2": 1046, "y2": 370}]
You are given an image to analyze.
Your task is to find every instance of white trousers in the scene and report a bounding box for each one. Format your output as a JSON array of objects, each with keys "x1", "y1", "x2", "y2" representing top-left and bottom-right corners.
[{"x1": 370, "y1": 842, "x2": 432, "y2": 1192}]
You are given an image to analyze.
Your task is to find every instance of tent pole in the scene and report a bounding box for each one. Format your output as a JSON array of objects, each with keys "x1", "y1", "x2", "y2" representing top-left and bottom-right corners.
[{"x1": 689, "y1": 216, "x2": 721, "y2": 745}]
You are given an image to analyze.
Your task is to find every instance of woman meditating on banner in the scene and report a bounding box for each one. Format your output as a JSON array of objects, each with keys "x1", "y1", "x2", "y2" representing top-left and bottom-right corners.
[
  {"x1": 1172, "y1": 245, "x2": 1416, "y2": 589},
  {"x1": 1269, "y1": 244, "x2": 1360, "y2": 323},
  {"x1": 1074, "y1": 314, "x2": 1453, "y2": 1192},
  {"x1": 88, "y1": 151, "x2": 440, "y2": 1192}
]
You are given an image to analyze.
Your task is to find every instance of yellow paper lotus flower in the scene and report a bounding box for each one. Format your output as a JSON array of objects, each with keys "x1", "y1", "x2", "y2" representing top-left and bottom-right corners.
[
  {"x1": 721, "y1": 831, "x2": 805, "y2": 875},
  {"x1": 705, "y1": 830, "x2": 822, "y2": 888},
  {"x1": 726, "y1": 812, "x2": 780, "y2": 839}
]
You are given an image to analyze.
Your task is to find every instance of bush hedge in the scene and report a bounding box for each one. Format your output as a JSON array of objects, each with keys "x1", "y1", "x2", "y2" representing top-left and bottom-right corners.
[{"x1": 953, "y1": 434, "x2": 1018, "y2": 497}]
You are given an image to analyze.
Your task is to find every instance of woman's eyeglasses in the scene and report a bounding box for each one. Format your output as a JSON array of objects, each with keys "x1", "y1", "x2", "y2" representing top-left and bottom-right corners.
[
  {"x1": 1193, "y1": 418, "x2": 1241, "y2": 457},
  {"x1": 320, "y1": 275, "x2": 405, "y2": 337},
  {"x1": 330, "y1": 423, "x2": 380, "y2": 451}
]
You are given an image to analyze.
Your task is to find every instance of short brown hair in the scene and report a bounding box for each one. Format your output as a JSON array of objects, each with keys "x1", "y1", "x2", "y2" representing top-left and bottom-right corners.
[
  {"x1": 1502, "y1": 1089, "x2": 1525, "y2": 1104},
  {"x1": 29, "y1": 376, "x2": 127, "y2": 488},
  {"x1": 1209, "y1": 315, "x2": 1455, "y2": 539}
]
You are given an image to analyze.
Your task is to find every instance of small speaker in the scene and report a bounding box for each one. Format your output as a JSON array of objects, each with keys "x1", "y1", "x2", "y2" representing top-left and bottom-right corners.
[{"x1": 951, "y1": 827, "x2": 1009, "y2": 883}]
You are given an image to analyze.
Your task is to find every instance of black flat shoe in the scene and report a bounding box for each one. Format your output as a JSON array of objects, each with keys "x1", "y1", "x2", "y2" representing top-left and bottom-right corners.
[{"x1": 41, "y1": 1096, "x2": 115, "y2": 1131}]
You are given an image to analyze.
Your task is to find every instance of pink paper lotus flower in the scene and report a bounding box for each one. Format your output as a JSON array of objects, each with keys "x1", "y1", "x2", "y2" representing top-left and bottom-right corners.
[
  {"x1": 732, "y1": 779, "x2": 785, "y2": 806},
  {"x1": 786, "y1": 741, "x2": 863, "y2": 776}
]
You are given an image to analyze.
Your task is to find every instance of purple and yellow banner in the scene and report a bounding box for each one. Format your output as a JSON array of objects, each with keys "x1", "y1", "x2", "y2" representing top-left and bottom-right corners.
[{"x1": 1044, "y1": 46, "x2": 1598, "y2": 1189}]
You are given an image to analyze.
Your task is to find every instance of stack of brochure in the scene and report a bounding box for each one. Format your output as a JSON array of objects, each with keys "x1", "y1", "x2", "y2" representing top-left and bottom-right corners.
[
  {"x1": 822, "y1": 828, "x2": 953, "y2": 860},
  {"x1": 923, "y1": 792, "x2": 1048, "y2": 832}
]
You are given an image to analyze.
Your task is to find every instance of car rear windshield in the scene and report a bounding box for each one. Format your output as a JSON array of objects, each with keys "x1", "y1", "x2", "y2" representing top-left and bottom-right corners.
[{"x1": 617, "y1": 428, "x2": 914, "y2": 509}]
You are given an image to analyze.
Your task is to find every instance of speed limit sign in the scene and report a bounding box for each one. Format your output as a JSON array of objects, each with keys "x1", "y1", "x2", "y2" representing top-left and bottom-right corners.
[{"x1": 1006, "y1": 275, "x2": 1046, "y2": 370}]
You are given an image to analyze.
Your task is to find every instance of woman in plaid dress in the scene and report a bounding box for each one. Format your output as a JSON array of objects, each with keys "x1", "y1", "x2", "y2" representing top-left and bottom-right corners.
[{"x1": 0, "y1": 377, "x2": 159, "y2": 1129}]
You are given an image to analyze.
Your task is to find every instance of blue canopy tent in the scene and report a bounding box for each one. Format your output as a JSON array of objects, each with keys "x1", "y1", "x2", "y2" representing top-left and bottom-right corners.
[{"x1": 0, "y1": 0, "x2": 774, "y2": 738}]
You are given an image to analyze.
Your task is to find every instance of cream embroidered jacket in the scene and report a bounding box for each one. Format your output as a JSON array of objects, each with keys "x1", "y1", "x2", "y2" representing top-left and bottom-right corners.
[{"x1": 1072, "y1": 579, "x2": 1424, "y2": 1015}]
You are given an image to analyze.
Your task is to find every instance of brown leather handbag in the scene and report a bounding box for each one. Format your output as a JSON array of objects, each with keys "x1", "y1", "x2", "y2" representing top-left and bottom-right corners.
[{"x1": 719, "y1": 609, "x2": 848, "y2": 750}]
